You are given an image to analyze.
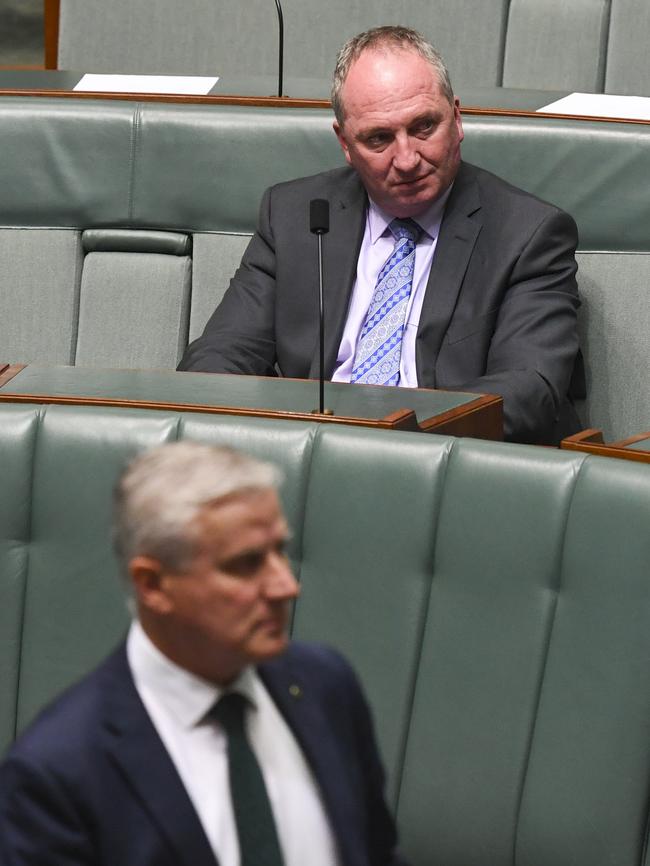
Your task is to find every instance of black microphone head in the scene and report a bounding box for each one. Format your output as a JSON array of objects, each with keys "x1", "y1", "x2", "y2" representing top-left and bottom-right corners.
[{"x1": 310, "y1": 199, "x2": 330, "y2": 234}]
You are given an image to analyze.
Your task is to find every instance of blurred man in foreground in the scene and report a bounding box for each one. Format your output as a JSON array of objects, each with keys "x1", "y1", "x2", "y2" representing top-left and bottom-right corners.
[{"x1": 0, "y1": 441, "x2": 402, "y2": 866}]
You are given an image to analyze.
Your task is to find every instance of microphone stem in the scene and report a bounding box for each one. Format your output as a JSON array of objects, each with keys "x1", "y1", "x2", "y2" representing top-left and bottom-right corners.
[
  {"x1": 318, "y1": 232, "x2": 325, "y2": 414},
  {"x1": 274, "y1": 0, "x2": 284, "y2": 97}
]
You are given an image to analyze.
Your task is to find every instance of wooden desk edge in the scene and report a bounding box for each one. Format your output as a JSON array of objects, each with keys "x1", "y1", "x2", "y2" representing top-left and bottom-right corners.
[
  {"x1": 561, "y1": 436, "x2": 650, "y2": 463},
  {"x1": 0, "y1": 364, "x2": 25, "y2": 388},
  {"x1": 2, "y1": 80, "x2": 650, "y2": 126},
  {"x1": 0, "y1": 390, "x2": 425, "y2": 431},
  {"x1": 419, "y1": 393, "x2": 503, "y2": 440}
]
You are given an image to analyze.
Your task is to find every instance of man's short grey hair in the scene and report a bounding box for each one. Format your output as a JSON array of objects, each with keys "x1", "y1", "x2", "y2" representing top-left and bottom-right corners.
[
  {"x1": 113, "y1": 441, "x2": 282, "y2": 577},
  {"x1": 331, "y1": 25, "x2": 454, "y2": 126}
]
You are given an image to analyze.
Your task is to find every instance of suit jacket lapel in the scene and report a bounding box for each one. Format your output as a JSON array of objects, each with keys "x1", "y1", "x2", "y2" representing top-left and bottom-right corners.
[
  {"x1": 259, "y1": 657, "x2": 362, "y2": 866},
  {"x1": 416, "y1": 162, "x2": 482, "y2": 387},
  {"x1": 309, "y1": 170, "x2": 367, "y2": 378},
  {"x1": 99, "y1": 647, "x2": 218, "y2": 866}
]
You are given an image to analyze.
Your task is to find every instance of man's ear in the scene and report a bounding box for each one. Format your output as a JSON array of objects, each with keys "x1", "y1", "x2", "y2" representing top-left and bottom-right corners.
[
  {"x1": 453, "y1": 97, "x2": 464, "y2": 144},
  {"x1": 333, "y1": 121, "x2": 353, "y2": 166},
  {"x1": 129, "y1": 556, "x2": 173, "y2": 614}
]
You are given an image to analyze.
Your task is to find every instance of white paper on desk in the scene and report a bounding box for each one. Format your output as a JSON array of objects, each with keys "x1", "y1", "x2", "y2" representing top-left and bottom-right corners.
[
  {"x1": 537, "y1": 92, "x2": 650, "y2": 120},
  {"x1": 73, "y1": 73, "x2": 219, "y2": 95}
]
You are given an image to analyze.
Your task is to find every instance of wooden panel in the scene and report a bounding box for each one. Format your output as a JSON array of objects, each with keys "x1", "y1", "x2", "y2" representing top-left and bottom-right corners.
[
  {"x1": 44, "y1": 0, "x2": 60, "y2": 70},
  {"x1": 561, "y1": 428, "x2": 650, "y2": 463}
]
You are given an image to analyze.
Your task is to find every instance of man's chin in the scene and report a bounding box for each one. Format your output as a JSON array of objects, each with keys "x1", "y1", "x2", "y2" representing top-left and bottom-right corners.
[
  {"x1": 387, "y1": 183, "x2": 440, "y2": 217},
  {"x1": 391, "y1": 195, "x2": 434, "y2": 218}
]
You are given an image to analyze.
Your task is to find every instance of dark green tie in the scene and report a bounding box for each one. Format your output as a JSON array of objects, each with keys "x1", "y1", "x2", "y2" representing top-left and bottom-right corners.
[{"x1": 213, "y1": 692, "x2": 285, "y2": 866}]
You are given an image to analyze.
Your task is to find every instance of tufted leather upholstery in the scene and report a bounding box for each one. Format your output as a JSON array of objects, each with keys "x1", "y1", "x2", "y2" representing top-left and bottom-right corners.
[{"x1": 1, "y1": 402, "x2": 649, "y2": 865}]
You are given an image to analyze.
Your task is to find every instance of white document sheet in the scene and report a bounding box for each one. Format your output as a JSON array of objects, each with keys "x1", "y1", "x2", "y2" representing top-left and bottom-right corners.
[
  {"x1": 73, "y1": 74, "x2": 219, "y2": 95},
  {"x1": 537, "y1": 92, "x2": 650, "y2": 121}
]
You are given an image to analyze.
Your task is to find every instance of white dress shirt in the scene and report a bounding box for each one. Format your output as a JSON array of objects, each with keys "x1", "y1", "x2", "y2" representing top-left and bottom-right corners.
[
  {"x1": 332, "y1": 186, "x2": 452, "y2": 387},
  {"x1": 127, "y1": 621, "x2": 340, "y2": 866}
]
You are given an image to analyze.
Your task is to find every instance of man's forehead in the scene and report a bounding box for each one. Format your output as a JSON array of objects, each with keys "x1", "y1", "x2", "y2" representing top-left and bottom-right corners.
[
  {"x1": 187, "y1": 492, "x2": 286, "y2": 556},
  {"x1": 196, "y1": 490, "x2": 285, "y2": 531},
  {"x1": 343, "y1": 48, "x2": 445, "y2": 111}
]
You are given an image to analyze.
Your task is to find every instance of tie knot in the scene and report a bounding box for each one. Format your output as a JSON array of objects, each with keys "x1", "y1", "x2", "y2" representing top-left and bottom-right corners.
[
  {"x1": 212, "y1": 692, "x2": 249, "y2": 734},
  {"x1": 390, "y1": 218, "x2": 420, "y2": 244}
]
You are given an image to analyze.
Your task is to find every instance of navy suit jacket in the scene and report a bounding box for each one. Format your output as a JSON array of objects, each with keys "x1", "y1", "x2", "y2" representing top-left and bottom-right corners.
[
  {"x1": 179, "y1": 162, "x2": 583, "y2": 444},
  {"x1": 0, "y1": 641, "x2": 402, "y2": 866}
]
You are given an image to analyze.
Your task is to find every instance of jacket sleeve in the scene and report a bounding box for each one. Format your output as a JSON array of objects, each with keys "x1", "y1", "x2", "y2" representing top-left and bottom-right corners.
[
  {"x1": 178, "y1": 185, "x2": 280, "y2": 376},
  {"x1": 0, "y1": 755, "x2": 96, "y2": 865},
  {"x1": 447, "y1": 208, "x2": 581, "y2": 443}
]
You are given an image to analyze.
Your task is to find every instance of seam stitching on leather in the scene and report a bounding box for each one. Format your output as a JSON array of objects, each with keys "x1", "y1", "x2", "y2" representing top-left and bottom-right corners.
[
  {"x1": 511, "y1": 453, "x2": 588, "y2": 865},
  {"x1": 69, "y1": 230, "x2": 83, "y2": 365},
  {"x1": 127, "y1": 104, "x2": 142, "y2": 223},
  {"x1": 498, "y1": 0, "x2": 514, "y2": 86},
  {"x1": 177, "y1": 255, "x2": 193, "y2": 365},
  {"x1": 288, "y1": 424, "x2": 320, "y2": 634},
  {"x1": 641, "y1": 789, "x2": 650, "y2": 866},
  {"x1": 600, "y1": 0, "x2": 614, "y2": 91},
  {"x1": 12, "y1": 407, "x2": 42, "y2": 740},
  {"x1": 392, "y1": 436, "x2": 455, "y2": 817}
]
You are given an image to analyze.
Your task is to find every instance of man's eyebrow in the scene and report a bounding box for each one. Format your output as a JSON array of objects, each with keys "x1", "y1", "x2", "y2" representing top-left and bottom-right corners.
[{"x1": 409, "y1": 111, "x2": 439, "y2": 125}]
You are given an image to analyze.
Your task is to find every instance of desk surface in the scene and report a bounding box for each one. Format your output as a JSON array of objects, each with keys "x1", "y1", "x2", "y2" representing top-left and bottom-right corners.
[
  {"x1": 0, "y1": 70, "x2": 583, "y2": 117},
  {"x1": 0, "y1": 364, "x2": 502, "y2": 439}
]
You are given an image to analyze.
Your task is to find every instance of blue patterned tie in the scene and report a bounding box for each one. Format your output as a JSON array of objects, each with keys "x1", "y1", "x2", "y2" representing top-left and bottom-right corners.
[{"x1": 351, "y1": 218, "x2": 421, "y2": 386}]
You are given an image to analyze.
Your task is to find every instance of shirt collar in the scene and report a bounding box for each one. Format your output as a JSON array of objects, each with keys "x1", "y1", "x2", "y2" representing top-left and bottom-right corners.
[
  {"x1": 128, "y1": 619, "x2": 259, "y2": 730},
  {"x1": 367, "y1": 181, "x2": 454, "y2": 245}
]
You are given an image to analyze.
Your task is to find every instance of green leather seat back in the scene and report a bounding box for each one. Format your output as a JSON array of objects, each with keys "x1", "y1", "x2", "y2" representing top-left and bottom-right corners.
[
  {"x1": 574, "y1": 251, "x2": 650, "y2": 438},
  {"x1": 56, "y1": 0, "x2": 509, "y2": 87},
  {"x1": 54, "y1": 0, "x2": 650, "y2": 97},
  {"x1": 291, "y1": 427, "x2": 453, "y2": 804},
  {"x1": 503, "y1": 0, "x2": 609, "y2": 92},
  {"x1": 397, "y1": 441, "x2": 650, "y2": 866},
  {"x1": 606, "y1": 0, "x2": 650, "y2": 95}
]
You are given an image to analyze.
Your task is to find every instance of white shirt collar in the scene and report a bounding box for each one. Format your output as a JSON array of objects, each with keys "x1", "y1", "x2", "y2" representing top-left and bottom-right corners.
[
  {"x1": 127, "y1": 619, "x2": 258, "y2": 730},
  {"x1": 367, "y1": 181, "x2": 454, "y2": 245}
]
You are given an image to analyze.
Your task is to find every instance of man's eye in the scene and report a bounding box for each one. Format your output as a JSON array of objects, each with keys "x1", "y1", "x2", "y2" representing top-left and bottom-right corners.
[
  {"x1": 223, "y1": 539, "x2": 289, "y2": 577},
  {"x1": 274, "y1": 538, "x2": 289, "y2": 557},
  {"x1": 364, "y1": 134, "x2": 389, "y2": 149},
  {"x1": 413, "y1": 119, "x2": 435, "y2": 135},
  {"x1": 226, "y1": 552, "x2": 265, "y2": 577}
]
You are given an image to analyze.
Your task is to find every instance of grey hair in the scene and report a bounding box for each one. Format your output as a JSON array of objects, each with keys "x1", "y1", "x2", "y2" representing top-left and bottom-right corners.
[
  {"x1": 113, "y1": 441, "x2": 282, "y2": 579},
  {"x1": 331, "y1": 25, "x2": 454, "y2": 126}
]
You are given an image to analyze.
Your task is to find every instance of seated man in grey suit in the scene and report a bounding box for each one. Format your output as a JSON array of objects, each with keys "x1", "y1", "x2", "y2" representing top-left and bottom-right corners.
[
  {"x1": 179, "y1": 25, "x2": 584, "y2": 445},
  {"x1": 0, "y1": 442, "x2": 403, "y2": 866}
]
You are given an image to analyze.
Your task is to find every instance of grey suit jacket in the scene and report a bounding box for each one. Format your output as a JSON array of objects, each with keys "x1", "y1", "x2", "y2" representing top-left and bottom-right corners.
[{"x1": 179, "y1": 162, "x2": 583, "y2": 444}]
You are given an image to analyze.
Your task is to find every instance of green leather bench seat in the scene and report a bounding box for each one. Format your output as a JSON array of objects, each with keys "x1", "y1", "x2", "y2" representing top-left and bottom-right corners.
[
  {"x1": 2, "y1": 97, "x2": 650, "y2": 439},
  {"x1": 1, "y1": 402, "x2": 649, "y2": 866},
  {"x1": 54, "y1": 0, "x2": 650, "y2": 96}
]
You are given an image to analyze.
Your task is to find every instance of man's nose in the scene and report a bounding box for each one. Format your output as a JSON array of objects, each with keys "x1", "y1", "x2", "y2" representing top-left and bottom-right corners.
[
  {"x1": 264, "y1": 552, "x2": 300, "y2": 599},
  {"x1": 392, "y1": 136, "x2": 420, "y2": 172}
]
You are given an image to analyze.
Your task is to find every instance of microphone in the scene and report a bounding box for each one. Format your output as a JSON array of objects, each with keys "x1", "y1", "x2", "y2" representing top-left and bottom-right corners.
[
  {"x1": 274, "y1": 0, "x2": 284, "y2": 97},
  {"x1": 309, "y1": 199, "x2": 331, "y2": 415},
  {"x1": 310, "y1": 198, "x2": 329, "y2": 235}
]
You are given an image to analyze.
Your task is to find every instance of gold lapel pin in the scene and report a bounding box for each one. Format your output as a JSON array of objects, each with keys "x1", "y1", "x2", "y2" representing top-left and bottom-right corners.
[{"x1": 289, "y1": 684, "x2": 302, "y2": 698}]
